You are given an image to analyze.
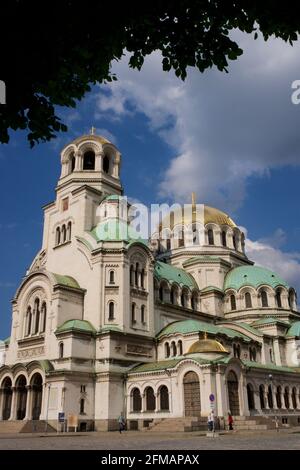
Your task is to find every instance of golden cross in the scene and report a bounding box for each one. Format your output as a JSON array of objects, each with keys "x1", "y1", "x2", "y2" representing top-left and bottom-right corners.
[
  {"x1": 191, "y1": 192, "x2": 196, "y2": 206},
  {"x1": 90, "y1": 126, "x2": 96, "y2": 135}
]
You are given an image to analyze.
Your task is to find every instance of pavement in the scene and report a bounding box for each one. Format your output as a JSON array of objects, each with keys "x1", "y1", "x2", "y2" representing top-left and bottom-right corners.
[{"x1": 0, "y1": 428, "x2": 300, "y2": 450}]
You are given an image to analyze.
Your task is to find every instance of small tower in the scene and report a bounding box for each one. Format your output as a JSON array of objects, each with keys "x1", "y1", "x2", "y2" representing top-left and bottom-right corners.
[{"x1": 58, "y1": 130, "x2": 122, "y2": 196}]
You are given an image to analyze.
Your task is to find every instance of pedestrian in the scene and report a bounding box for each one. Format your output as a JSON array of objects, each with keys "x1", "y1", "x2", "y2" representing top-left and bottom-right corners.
[
  {"x1": 207, "y1": 411, "x2": 214, "y2": 432},
  {"x1": 274, "y1": 416, "x2": 279, "y2": 432},
  {"x1": 118, "y1": 413, "x2": 126, "y2": 434},
  {"x1": 228, "y1": 411, "x2": 234, "y2": 430}
]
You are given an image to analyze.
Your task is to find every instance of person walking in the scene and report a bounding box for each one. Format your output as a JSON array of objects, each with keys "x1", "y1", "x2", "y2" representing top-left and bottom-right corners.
[
  {"x1": 228, "y1": 411, "x2": 234, "y2": 431},
  {"x1": 274, "y1": 416, "x2": 279, "y2": 432},
  {"x1": 207, "y1": 411, "x2": 214, "y2": 432},
  {"x1": 118, "y1": 413, "x2": 126, "y2": 434}
]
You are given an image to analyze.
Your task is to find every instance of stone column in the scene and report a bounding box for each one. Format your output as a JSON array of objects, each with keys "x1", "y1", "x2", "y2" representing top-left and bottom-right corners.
[
  {"x1": 0, "y1": 389, "x2": 3, "y2": 420},
  {"x1": 24, "y1": 386, "x2": 32, "y2": 420},
  {"x1": 253, "y1": 389, "x2": 261, "y2": 413},
  {"x1": 264, "y1": 392, "x2": 270, "y2": 410},
  {"x1": 95, "y1": 151, "x2": 103, "y2": 172},
  {"x1": 9, "y1": 387, "x2": 17, "y2": 420},
  {"x1": 75, "y1": 150, "x2": 82, "y2": 171},
  {"x1": 273, "y1": 339, "x2": 282, "y2": 366},
  {"x1": 281, "y1": 390, "x2": 287, "y2": 410}
]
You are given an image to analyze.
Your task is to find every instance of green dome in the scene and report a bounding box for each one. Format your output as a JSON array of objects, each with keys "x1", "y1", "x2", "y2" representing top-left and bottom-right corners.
[
  {"x1": 56, "y1": 319, "x2": 96, "y2": 334},
  {"x1": 90, "y1": 219, "x2": 147, "y2": 245},
  {"x1": 157, "y1": 319, "x2": 251, "y2": 342},
  {"x1": 155, "y1": 261, "x2": 197, "y2": 289},
  {"x1": 286, "y1": 321, "x2": 300, "y2": 337},
  {"x1": 224, "y1": 265, "x2": 289, "y2": 291}
]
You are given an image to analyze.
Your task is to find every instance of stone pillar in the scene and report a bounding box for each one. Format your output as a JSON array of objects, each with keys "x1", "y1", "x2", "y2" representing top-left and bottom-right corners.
[
  {"x1": 273, "y1": 339, "x2": 282, "y2": 366},
  {"x1": 0, "y1": 389, "x2": 3, "y2": 420},
  {"x1": 281, "y1": 390, "x2": 287, "y2": 410},
  {"x1": 95, "y1": 151, "x2": 103, "y2": 172},
  {"x1": 253, "y1": 389, "x2": 261, "y2": 412},
  {"x1": 215, "y1": 371, "x2": 227, "y2": 417},
  {"x1": 75, "y1": 150, "x2": 82, "y2": 171},
  {"x1": 24, "y1": 386, "x2": 32, "y2": 420},
  {"x1": 264, "y1": 392, "x2": 270, "y2": 410},
  {"x1": 9, "y1": 387, "x2": 17, "y2": 420}
]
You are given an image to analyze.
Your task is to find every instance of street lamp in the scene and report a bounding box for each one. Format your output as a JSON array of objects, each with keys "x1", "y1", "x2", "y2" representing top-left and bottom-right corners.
[{"x1": 45, "y1": 383, "x2": 51, "y2": 433}]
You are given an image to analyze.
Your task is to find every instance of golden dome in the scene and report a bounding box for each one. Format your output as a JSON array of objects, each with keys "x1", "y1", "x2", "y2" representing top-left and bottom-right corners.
[
  {"x1": 160, "y1": 203, "x2": 236, "y2": 231},
  {"x1": 187, "y1": 338, "x2": 229, "y2": 354}
]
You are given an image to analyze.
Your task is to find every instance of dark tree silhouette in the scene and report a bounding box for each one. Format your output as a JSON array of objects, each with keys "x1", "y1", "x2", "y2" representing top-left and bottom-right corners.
[{"x1": 1, "y1": 1, "x2": 300, "y2": 146}]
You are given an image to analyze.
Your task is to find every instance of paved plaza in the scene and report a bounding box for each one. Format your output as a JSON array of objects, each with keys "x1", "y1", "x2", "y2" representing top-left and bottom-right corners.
[{"x1": 0, "y1": 429, "x2": 300, "y2": 450}]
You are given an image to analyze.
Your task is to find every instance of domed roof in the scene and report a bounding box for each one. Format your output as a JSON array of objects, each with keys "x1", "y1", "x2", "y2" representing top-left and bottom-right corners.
[
  {"x1": 187, "y1": 337, "x2": 229, "y2": 354},
  {"x1": 90, "y1": 219, "x2": 147, "y2": 245},
  {"x1": 286, "y1": 321, "x2": 300, "y2": 338},
  {"x1": 224, "y1": 265, "x2": 289, "y2": 291},
  {"x1": 160, "y1": 204, "x2": 236, "y2": 230}
]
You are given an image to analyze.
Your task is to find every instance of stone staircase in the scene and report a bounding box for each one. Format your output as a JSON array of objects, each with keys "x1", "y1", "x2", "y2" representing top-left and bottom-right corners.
[
  {"x1": 142, "y1": 417, "x2": 208, "y2": 432},
  {"x1": 143, "y1": 415, "x2": 279, "y2": 433},
  {"x1": 0, "y1": 420, "x2": 56, "y2": 434},
  {"x1": 231, "y1": 415, "x2": 277, "y2": 431}
]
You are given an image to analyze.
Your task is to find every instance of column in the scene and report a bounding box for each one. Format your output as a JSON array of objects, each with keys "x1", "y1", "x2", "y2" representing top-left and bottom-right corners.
[
  {"x1": 0, "y1": 389, "x2": 3, "y2": 420},
  {"x1": 9, "y1": 387, "x2": 17, "y2": 420},
  {"x1": 75, "y1": 150, "x2": 82, "y2": 171},
  {"x1": 264, "y1": 391, "x2": 270, "y2": 410},
  {"x1": 24, "y1": 386, "x2": 32, "y2": 420},
  {"x1": 273, "y1": 339, "x2": 282, "y2": 366},
  {"x1": 281, "y1": 390, "x2": 287, "y2": 410},
  {"x1": 95, "y1": 151, "x2": 103, "y2": 172},
  {"x1": 253, "y1": 389, "x2": 261, "y2": 412}
]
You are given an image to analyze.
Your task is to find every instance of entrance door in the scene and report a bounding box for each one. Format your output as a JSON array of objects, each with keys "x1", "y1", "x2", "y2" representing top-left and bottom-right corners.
[
  {"x1": 227, "y1": 371, "x2": 240, "y2": 416},
  {"x1": 16, "y1": 375, "x2": 27, "y2": 420},
  {"x1": 183, "y1": 371, "x2": 201, "y2": 416},
  {"x1": 31, "y1": 373, "x2": 43, "y2": 420}
]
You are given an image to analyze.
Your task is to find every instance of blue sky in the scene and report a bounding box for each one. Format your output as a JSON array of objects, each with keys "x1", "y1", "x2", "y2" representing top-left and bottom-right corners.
[{"x1": 1, "y1": 31, "x2": 300, "y2": 338}]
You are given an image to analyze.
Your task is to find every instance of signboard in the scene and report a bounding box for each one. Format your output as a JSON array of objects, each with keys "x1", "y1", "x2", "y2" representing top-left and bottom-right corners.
[
  {"x1": 58, "y1": 412, "x2": 65, "y2": 423},
  {"x1": 68, "y1": 414, "x2": 78, "y2": 429},
  {"x1": 209, "y1": 394, "x2": 215, "y2": 402}
]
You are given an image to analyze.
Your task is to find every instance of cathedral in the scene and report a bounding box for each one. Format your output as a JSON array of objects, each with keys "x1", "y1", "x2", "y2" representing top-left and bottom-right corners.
[{"x1": 1, "y1": 132, "x2": 300, "y2": 432}]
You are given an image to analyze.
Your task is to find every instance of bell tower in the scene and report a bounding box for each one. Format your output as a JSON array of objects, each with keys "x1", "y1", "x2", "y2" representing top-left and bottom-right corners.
[{"x1": 57, "y1": 130, "x2": 122, "y2": 196}]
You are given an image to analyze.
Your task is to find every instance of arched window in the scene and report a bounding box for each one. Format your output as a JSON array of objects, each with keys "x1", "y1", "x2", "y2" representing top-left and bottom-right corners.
[
  {"x1": 276, "y1": 386, "x2": 282, "y2": 409},
  {"x1": 249, "y1": 347, "x2": 256, "y2": 362},
  {"x1": 41, "y1": 302, "x2": 47, "y2": 333},
  {"x1": 131, "y1": 303, "x2": 136, "y2": 324},
  {"x1": 269, "y1": 348, "x2": 273, "y2": 362},
  {"x1": 208, "y1": 229, "x2": 214, "y2": 245},
  {"x1": 233, "y1": 234, "x2": 237, "y2": 250},
  {"x1": 166, "y1": 238, "x2": 171, "y2": 251},
  {"x1": 71, "y1": 153, "x2": 76, "y2": 172},
  {"x1": 181, "y1": 291, "x2": 188, "y2": 308},
  {"x1": 292, "y1": 387, "x2": 297, "y2": 409},
  {"x1": 145, "y1": 387, "x2": 155, "y2": 411},
  {"x1": 67, "y1": 222, "x2": 72, "y2": 241},
  {"x1": 170, "y1": 288, "x2": 175, "y2": 305},
  {"x1": 83, "y1": 150, "x2": 95, "y2": 170},
  {"x1": 135, "y1": 263, "x2": 139, "y2": 287},
  {"x1": 171, "y1": 341, "x2": 177, "y2": 357},
  {"x1": 191, "y1": 294, "x2": 197, "y2": 311},
  {"x1": 230, "y1": 294, "x2": 236, "y2": 311},
  {"x1": 141, "y1": 269, "x2": 145, "y2": 289},
  {"x1": 159, "y1": 286, "x2": 164, "y2": 302},
  {"x1": 261, "y1": 290, "x2": 268, "y2": 307},
  {"x1": 141, "y1": 305, "x2": 146, "y2": 324},
  {"x1": 237, "y1": 344, "x2": 241, "y2": 359},
  {"x1": 159, "y1": 386, "x2": 169, "y2": 411},
  {"x1": 130, "y1": 265, "x2": 134, "y2": 286},
  {"x1": 165, "y1": 342, "x2": 170, "y2": 358},
  {"x1": 56, "y1": 227, "x2": 61, "y2": 245},
  {"x1": 178, "y1": 340, "x2": 183, "y2": 356},
  {"x1": 275, "y1": 290, "x2": 282, "y2": 308},
  {"x1": 245, "y1": 292, "x2": 252, "y2": 309},
  {"x1": 109, "y1": 271, "x2": 115, "y2": 284},
  {"x1": 59, "y1": 342, "x2": 64, "y2": 359},
  {"x1": 61, "y1": 225, "x2": 66, "y2": 243},
  {"x1": 178, "y1": 231, "x2": 184, "y2": 247},
  {"x1": 108, "y1": 302, "x2": 115, "y2": 320},
  {"x1": 26, "y1": 306, "x2": 32, "y2": 336},
  {"x1": 284, "y1": 387, "x2": 290, "y2": 409},
  {"x1": 221, "y1": 231, "x2": 227, "y2": 247},
  {"x1": 267, "y1": 385, "x2": 273, "y2": 408},
  {"x1": 80, "y1": 398, "x2": 85, "y2": 414},
  {"x1": 103, "y1": 155, "x2": 109, "y2": 173},
  {"x1": 132, "y1": 388, "x2": 142, "y2": 412},
  {"x1": 34, "y1": 298, "x2": 40, "y2": 334},
  {"x1": 259, "y1": 385, "x2": 265, "y2": 409}
]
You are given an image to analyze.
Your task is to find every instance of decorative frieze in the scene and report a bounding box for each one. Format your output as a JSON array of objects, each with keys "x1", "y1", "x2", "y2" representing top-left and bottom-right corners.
[
  {"x1": 126, "y1": 344, "x2": 152, "y2": 357},
  {"x1": 17, "y1": 346, "x2": 45, "y2": 359}
]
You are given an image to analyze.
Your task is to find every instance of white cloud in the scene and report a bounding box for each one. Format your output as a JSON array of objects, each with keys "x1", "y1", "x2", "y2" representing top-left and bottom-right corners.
[
  {"x1": 94, "y1": 33, "x2": 300, "y2": 212},
  {"x1": 245, "y1": 231, "x2": 300, "y2": 294}
]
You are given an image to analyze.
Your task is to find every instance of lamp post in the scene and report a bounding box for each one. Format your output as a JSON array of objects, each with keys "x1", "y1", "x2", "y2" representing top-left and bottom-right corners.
[{"x1": 45, "y1": 383, "x2": 51, "y2": 433}]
